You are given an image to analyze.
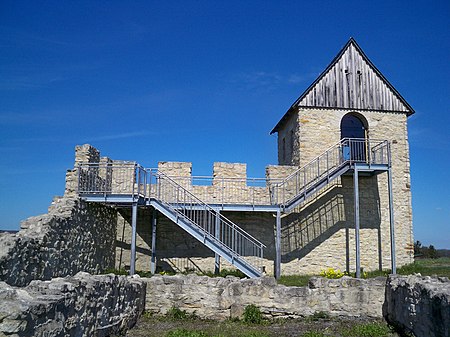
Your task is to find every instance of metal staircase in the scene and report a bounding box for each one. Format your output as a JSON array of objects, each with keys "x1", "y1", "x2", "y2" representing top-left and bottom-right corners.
[
  {"x1": 148, "y1": 170, "x2": 265, "y2": 278},
  {"x1": 271, "y1": 138, "x2": 390, "y2": 212},
  {"x1": 77, "y1": 164, "x2": 265, "y2": 278},
  {"x1": 76, "y1": 138, "x2": 389, "y2": 278}
]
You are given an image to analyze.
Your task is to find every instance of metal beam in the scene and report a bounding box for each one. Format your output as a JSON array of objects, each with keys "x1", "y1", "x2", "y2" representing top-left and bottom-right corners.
[
  {"x1": 275, "y1": 209, "x2": 281, "y2": 279},
  {"x1": 387, "y1": 168, "x2": 396, "y2": 274},
  {"x1": 353, "y1": 167, "x2": 361, "y2": 278},
  {"x1": 151, "y1": 208, "x2": 157, "y2": 274},
  {"x1": 130, "y1": 202, "x2": 138, "y2": 276},
  {"x1": 214, "y1": 210, "x2": 221, "y2": 275}
]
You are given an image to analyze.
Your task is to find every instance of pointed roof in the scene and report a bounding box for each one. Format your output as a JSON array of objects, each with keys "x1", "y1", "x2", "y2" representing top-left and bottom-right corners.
[{"x1": 271, "y1": 38, "x2": 414, "y2": 134}]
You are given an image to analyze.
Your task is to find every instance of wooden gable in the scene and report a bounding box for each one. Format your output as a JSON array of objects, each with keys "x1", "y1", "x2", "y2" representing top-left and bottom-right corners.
[{"x1": 271, "y1": 38, "x2": 414, "y2": 134}]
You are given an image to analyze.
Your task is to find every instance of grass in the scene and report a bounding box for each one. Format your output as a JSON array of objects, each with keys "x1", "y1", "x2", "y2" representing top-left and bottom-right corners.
[
  {"x1": 129, "y1": 313, "x2": 397, "y2": 337},
  {"x1": 277, "y1": 258, "x2": 450, "y2": 287},
  {"x1": 278, "y1": 274, "x2": 312, "y2": 287},
  {"x1": 397, "y1": 257, "x2": 450, "y2": 278},
  {"x1": 341, "y1": 321, "x2": 394, "y2": 337}
]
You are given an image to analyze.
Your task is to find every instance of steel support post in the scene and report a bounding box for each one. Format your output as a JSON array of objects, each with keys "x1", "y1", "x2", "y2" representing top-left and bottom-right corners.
[
  {"x1": 214, "y1": 210, "x2": 221, "y2": 275},
  {"x1": 130, "y1": 202, "x2": 138, "y2": 276},
  {"x1": 275, "y1": 209, "x2": 281, "y2": 279},
  {"x1": 387, "y1": 168, "x2": 396, "y2": 274},
  {"x1": 353, "y1": 167, "x2": 361, "y2": 278},
  {"x1": 151, "y1": 208, "x2": 157, "y2": 274}
]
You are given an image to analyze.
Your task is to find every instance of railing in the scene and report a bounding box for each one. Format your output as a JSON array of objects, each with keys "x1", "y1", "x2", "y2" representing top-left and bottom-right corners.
[
  {"x1": 77, "y1": 161, "x2": 147, "y2": 198},
  {"x1": 151, "y1": 176, "x2": 281, "y2": 206},
  {"x1": 148, "y1": 170, "x2": 266, "y2": 271},
  {"x1": 77, "y1": 164, "x2": 266, "y2": 274},
  {"x1": 271, "y1": 138, "x2": 390, "y2": 207}
]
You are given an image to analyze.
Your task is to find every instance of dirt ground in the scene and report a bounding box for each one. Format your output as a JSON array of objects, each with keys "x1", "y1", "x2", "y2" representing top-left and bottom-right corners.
[{"x1": 125, "y1": 315, "x2": 399, "y2": 337}]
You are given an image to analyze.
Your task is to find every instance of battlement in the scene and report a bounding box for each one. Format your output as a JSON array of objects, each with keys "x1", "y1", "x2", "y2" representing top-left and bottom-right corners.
[{"x1": 67, "y1": 144, "x2": 298, "y2": 208}]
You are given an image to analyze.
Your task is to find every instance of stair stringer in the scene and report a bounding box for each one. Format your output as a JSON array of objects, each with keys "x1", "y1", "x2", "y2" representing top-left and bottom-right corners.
[
  {"x1": 283, "y1": 162, "x2": 351, "y2": 213},
  {"x1": 149, "y1": 199, "x2": 262, "y2": 278}
]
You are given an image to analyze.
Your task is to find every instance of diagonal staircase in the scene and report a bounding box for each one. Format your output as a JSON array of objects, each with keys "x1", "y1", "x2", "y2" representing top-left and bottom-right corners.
[
  {"x1": 148, "y1": 171, "x2": 265, "y2": 278},
  {"x1": 77, "y1": 138, "x2": 388, "y2": 278},
  {"x1": 271, "y1": 138, "x2": 390, "y2": 212}
]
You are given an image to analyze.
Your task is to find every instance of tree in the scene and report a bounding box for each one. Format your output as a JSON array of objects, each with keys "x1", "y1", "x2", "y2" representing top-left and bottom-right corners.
[
  {"x1": 428, "y1": 245, "x2": 438, "y2": 259},
  {"x1": 414, "y1": 240, "x2": 422, "y2": 256}
]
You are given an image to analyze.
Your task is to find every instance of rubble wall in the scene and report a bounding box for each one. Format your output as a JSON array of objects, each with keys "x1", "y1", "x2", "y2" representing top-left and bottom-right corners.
[
  {"x1": 0, "y1": 272, "x2": 146, "y2": 337},
  {"x1": 0, "y1": 197, "x2": 117, "y2": 286},
  {"x1": 144, "y1": 274, "x2": 386, "y2": 320},
  {"x1": 384, "y1": 275, "x2": 450, "y2": 337}
]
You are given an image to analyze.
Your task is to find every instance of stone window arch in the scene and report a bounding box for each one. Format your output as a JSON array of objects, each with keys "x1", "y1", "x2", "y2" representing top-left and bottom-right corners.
[{"x1": 340, "y1": 112, "x2": 368, "y2": 140}]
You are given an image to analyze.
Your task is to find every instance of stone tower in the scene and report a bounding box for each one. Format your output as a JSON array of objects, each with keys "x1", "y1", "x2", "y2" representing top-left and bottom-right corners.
[{"x1": 271, "y1": 38, "x2": 414, "y2": 274}]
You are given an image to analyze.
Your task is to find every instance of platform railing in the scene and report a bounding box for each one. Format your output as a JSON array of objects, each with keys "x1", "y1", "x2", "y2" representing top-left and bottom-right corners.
[
  {"x1": 270, "y1": 138, "x2": 390, "y2": 207},
  {"x1": 77, "y1": 162, "x2": 147, "y2": 198},
  {"x1": 153, "y1": 176, "x2": 281, "y2": 207}
]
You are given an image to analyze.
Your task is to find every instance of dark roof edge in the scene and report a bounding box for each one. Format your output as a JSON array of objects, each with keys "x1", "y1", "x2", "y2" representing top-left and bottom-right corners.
[{"x1": 270, "y1": 38, "x2": 415, "y2": 134}]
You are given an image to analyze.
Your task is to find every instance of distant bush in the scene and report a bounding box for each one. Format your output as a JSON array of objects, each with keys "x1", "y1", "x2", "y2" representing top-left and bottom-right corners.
[
  {"x1": 243, "y1": 304, "x2": 264, "y2": 324},
  {"x1": 166, "y1": 307, "x2": 188, "y2": 320}
]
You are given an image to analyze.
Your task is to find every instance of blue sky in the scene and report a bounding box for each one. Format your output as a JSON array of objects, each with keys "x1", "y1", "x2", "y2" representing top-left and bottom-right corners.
[{"x1": 0, "y1": 1, "x2": 449, "y2": 248}]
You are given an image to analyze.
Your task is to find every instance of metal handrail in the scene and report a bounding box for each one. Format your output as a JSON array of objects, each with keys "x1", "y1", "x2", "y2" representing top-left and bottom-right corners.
[
  {"x1": 76, "y1": 163, "x2": 266, "y2": 274},
  {"x1": 149, "y1": 169, "x2": 266, "y2": 251},
  {"x1": 272, "y1": 138, "x2": 390, "y2": 207}
]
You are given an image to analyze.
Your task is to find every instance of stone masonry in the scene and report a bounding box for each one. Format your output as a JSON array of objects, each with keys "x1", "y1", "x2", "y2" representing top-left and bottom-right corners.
[
  {"x1": 0, "y1": 272, "x2": 146, "y2": 337},
  {"x1": 275, "y1": 108, "x2": 414, "y2": 274},
  {"x1": 0, "y1": 196, "x2": 117, "y2": 287},
  {"x1": 384, "y1": 274, "x2": 450, "y2": 337},
  {"x1": 143, "y1": 274, "x2": 386, "y2": 320}
]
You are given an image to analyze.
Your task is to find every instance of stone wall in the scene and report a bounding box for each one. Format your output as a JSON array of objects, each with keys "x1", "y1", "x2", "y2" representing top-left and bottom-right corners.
[
  {"x1": 0, "y1": 272, "x2": 146, "y2": 337},
  {"x1": 384, "y1": 275, "x2": 450, "y2": 337},
  {"x1": 143, "y1": 274, "x2": 386, "y2": 320},
  {"x1": 276, "y1": 107, "x2": 414, "y2": 272},
  {"x1": 67, "y1": 142, "x2": 411, "y2": 276},
  {"x1": 0, "y1": 197, "x2": 117, "y2": 286},
  {"x1": 157, "y1": 161, "x2": 277, "y2": 206}
]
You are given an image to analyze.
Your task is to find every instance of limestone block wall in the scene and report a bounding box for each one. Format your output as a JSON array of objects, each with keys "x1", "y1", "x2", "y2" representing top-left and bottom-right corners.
[
  {"x1": 144, "y1": 274, "x2": 386, "y2": 320},
  {"x1": 0, "y1": 272, "x2": 146, "y2": 337},
  {"x1": 157, "y1": 161, "x2": 276, "y2": 205},
  {"x1": 384, "y1": 275, "x2": 450, "y2": 337},
  {"x1": 278, "y1": 107, "x2": 414, "y2": 270},
  {"x1": 0, "y1": 197, "x2": 117, "y2": 286},
  {"x1": 156, "y1": 211, "x2": 276, "y2": 275},
  {"x1": 65, "y1": 144, "x2": 101, "y2": 197},
  {"x1": 116, "y1": 208, "x2": 153, "y2": 272}
]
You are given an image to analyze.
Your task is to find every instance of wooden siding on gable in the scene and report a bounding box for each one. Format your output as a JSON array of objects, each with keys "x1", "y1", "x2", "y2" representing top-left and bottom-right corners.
[
  {"x1": 271, "y1": 38, "x2": 414, "y2": 134},
  {"x1": 298, "y1": 43, "x2": 409, "y2": 113}
]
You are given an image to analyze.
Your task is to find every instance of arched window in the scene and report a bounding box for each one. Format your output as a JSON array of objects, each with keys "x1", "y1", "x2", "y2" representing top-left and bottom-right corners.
[
  {"x1": 340, "y1": 113, "x2": 368, "y2": 162},
  {"x1": 340, "y1": 113, "x2": 367, "y2": 139}
]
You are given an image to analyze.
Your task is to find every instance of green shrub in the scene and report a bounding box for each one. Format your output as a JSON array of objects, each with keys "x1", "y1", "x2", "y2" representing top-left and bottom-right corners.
[
  {"x1": 166, "y1": 306, "x2": 188, "y2": 320},
  {"x1": 308, "y1": 311, "x2": 330, "y2": 321},
  {"x1": 243, "y1": 304, "x2": 264, "y2": 324}
]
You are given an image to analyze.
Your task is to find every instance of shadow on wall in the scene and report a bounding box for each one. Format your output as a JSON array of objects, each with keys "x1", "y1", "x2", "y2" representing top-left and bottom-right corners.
[
  {"x1": 116, "y1": 208, "x2": 153, "y2": 271},
  {"x1": 281, "y1": 175, "x2": 383, "y2": 271}
]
